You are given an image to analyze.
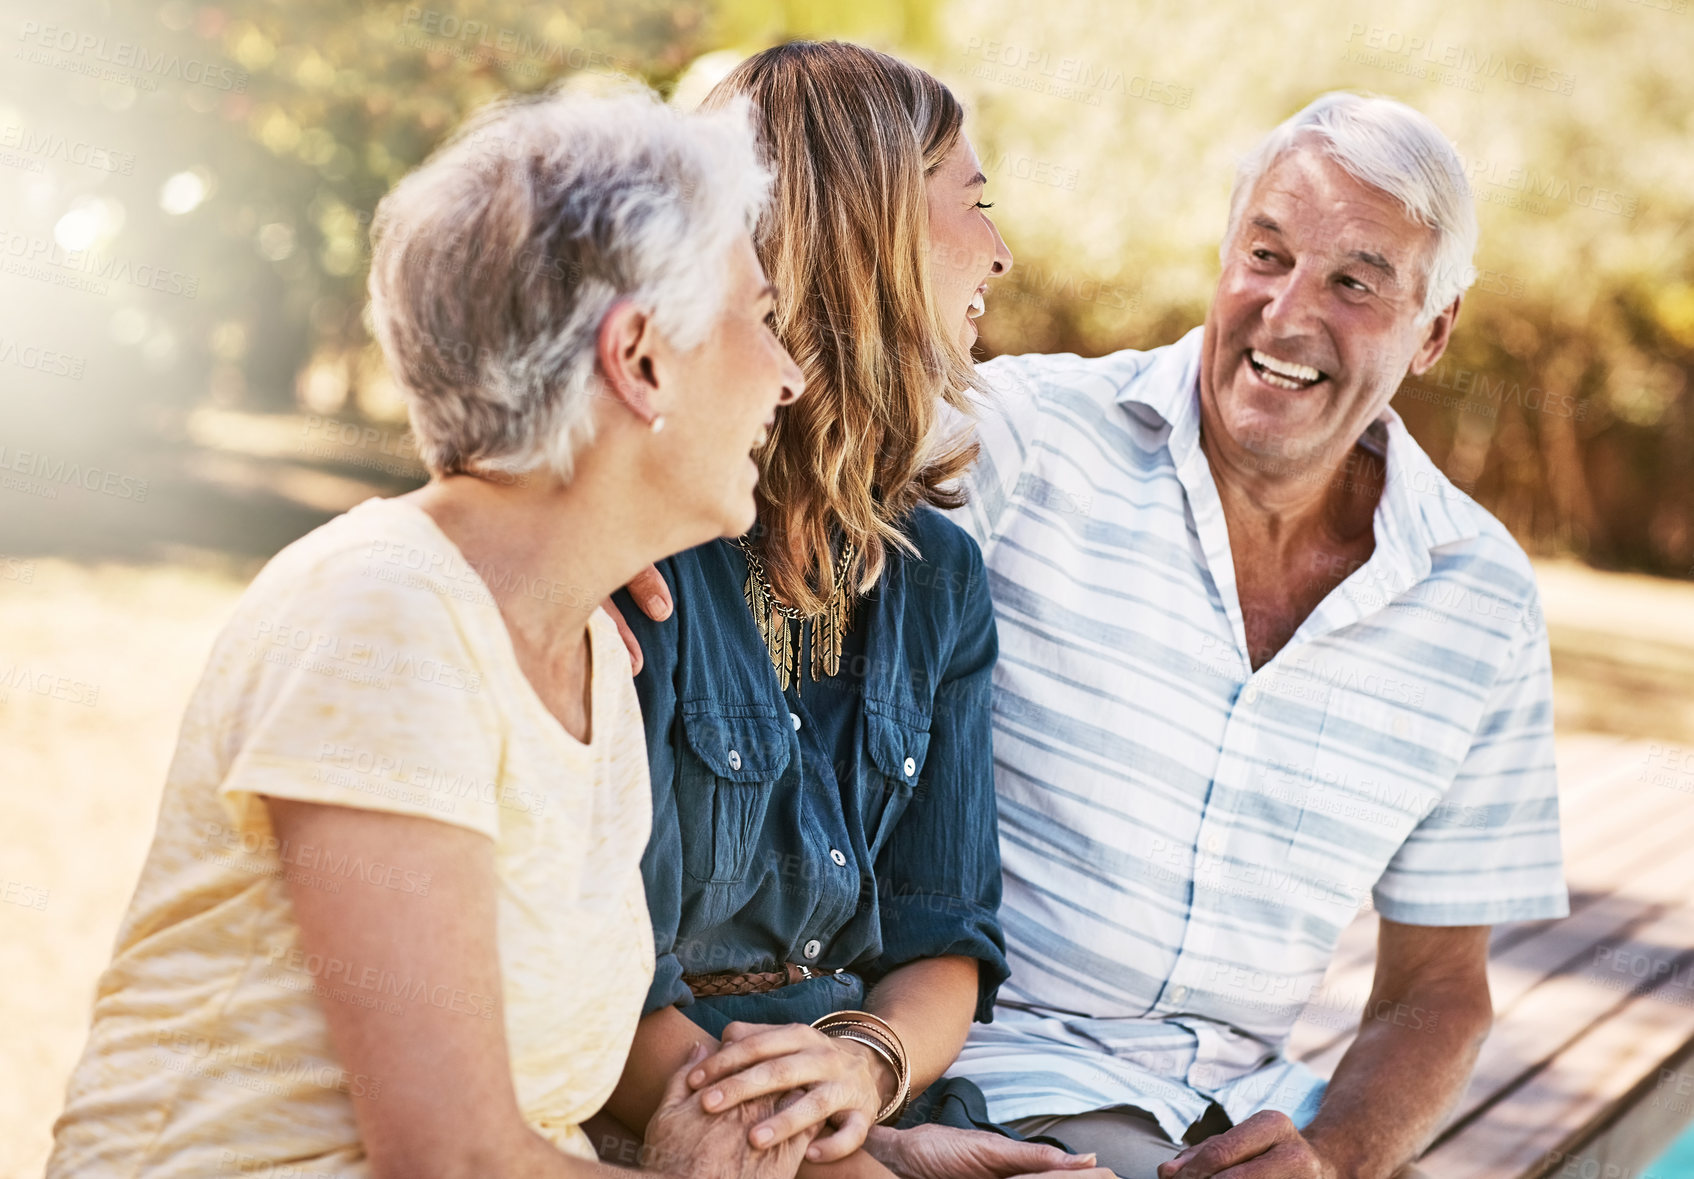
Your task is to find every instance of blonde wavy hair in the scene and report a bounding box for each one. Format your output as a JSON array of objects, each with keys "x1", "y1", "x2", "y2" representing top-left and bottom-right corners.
[{"x1": 702, "y1": 41, "x2": 982, "y2": 615}]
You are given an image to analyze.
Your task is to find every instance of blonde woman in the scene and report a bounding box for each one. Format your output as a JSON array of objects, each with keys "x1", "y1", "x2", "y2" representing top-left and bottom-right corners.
[
  {"x1": 47, "y1": 89, "x2": 809, "y2": 1179},
  {"x1": 603, "y1": 42, "x2": 1109, "y2": 1179}
]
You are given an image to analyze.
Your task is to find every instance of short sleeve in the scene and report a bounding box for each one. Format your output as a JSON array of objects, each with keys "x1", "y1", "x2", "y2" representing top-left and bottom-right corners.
[
  {"x1": 868, "y1": 534, "x2": 1009, "y2": 1020},
  {"x1": 943, "y1": 354, "x2": 1051, "y2": 554},
  {"x1": 1371, "y1": 602, "x2": 1569, "y2": 925},
  {"x1": 217, "y1": 548, "x2": 505, "y2": 842}
]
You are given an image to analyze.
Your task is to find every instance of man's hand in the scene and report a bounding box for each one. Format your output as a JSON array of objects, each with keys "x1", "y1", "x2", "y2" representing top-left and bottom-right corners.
[
  {"x1": 603, "y1": 564, "x2": 671, "y2": 674},
  {"x1": 1155, "y1": 1112, "x2": 1337, "y2": 1179},
  {"x1": 864, "y1": 1123, "x2": 1109, "y2": 1179},
  {"x1": 645, "y1": 1045, "x2": 814, "y2": 1179}
]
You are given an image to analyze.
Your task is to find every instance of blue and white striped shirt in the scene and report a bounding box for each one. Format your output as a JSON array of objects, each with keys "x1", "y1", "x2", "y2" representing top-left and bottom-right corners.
[{"x1": 942, "y1": 327, "x2": 1568, "y2": 1140}]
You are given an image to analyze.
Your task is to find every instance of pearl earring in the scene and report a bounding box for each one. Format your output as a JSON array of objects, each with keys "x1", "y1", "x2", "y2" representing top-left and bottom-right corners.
[{"x1": 649, "y1": 414, "x2": 666, "y2": 434}]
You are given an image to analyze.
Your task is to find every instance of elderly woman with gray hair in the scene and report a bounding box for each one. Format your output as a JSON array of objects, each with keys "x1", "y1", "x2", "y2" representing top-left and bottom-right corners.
[{"x1": 47, "y1": 88, "x2": 807, "y2": 1179}]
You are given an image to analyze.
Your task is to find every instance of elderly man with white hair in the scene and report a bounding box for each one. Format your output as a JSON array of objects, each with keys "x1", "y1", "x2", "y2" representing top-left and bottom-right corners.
[{"x1": 934, "y1": 91, "x2": 1568, "y2": 1177}]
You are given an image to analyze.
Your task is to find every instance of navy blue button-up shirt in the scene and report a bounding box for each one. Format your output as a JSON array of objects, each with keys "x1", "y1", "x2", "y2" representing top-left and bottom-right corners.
[{"x1": 618, "y1": 506, "x2": 1009, "y2": 1025}]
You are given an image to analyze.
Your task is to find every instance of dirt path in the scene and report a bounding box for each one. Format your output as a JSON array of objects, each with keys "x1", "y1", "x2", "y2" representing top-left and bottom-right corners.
[{"x1": 0, "y1": 559, "x2": 246, "y2": 1179}]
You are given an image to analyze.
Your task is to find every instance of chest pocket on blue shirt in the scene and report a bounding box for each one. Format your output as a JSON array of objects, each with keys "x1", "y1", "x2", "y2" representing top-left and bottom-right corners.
[
  {"x1": 678, "y1": 705, "x2": 792, "y2": 884},
  {"x1": 1287, "y1": 689, "x2": 1451, "y2": 905},
  {"x1": 862, "y1": 699, "x2": 931, "y2": 857}
]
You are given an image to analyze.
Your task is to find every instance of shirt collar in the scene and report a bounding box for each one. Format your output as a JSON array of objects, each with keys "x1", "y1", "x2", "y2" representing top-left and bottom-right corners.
[
  {"x1": 1372, "y1": 403, "x2": 1482, "y2": 568},
  {"x1": 1114, "y1": 326, "x2": 1206, "y2": 466},
  {"x1": 1112, "y1": 326, "x2": 1481, "y2": 579}
]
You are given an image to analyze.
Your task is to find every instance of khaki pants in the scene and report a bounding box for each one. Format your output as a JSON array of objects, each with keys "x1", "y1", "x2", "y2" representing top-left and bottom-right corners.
[
  {"x1": 1009, "y1": 1106, "x2": 1223, "y2": 1179},
  {"x1": 1008, "y1": 1107, "x2": 1435, "y2": 1179}
]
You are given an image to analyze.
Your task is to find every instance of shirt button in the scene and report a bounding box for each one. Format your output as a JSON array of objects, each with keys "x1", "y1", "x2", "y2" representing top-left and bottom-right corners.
[
  {"x1": 830, "y1": 848, "x2": 847, "y2": 867},
  {"x1": 803, "y1": 939, "x2": 821, "y2": 959},
  {"x1": 903, "y1": 756, "x2": 917, "y2": 777},
  {"x1": 727, "y1": 749, "x2": 742, "y2": 771},
  {"x1": 1170, "y1": 984, "x2": 1189, "y2": 1003},
  {"x1": 1204, "y1": 834, "x2": 1223, "y2": 854},
  {"x1": 1242, "y1": 685, "x2": 1259, "y2": 704},
  {"x1": 790, "y1": 712, "x2": 802, "y2": 731}
]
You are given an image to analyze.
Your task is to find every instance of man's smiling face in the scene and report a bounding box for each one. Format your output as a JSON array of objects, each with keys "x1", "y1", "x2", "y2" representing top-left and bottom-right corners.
[{"x1": 1200, "y1": 139, "x2": 1456, "y2": 471}]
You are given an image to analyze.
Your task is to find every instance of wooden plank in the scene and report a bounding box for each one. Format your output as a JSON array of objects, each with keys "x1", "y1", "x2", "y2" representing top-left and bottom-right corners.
[
  {"x1": 1479, "y1": 757, "x2": 1694, "y2": 998},
  {"x1": 1549, "y1": 732, "x2": 1636, "y2": 788},
  {"x1": 1417, "y1": 910, "x2": 1694, "y2": 1177},
  {"x1": 1550, "y1": 734, "x2": 1644, "y2": 811},
  {"x1": 1413, "y1": 777, "x2": 1694, "y2": 1166},
  {"x1": 1277, "y1": 736, "x2": 1694, "y2": 1178},
  {"x1": 1539, "y1": 1037, "x2": 1694, "y2": 1179},
  {"x1": 1291, "y1": 740, "x2": 1694, "y2": 1083},
  {"x1": 1294, "y1": 894, "x2": 1661, "y2": 1075},
  {"x1": 1296, "y1": 783, "x2": 1694, "y2": 1081},
  {"x1": 1303, "y1": 737, "x2": 1664, "y2": 989}
]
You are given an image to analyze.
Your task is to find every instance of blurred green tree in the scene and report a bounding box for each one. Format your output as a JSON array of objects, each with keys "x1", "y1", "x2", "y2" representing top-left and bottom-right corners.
[{"x1": 9, "y1": 0, "x2": 1685, "y2": 575}]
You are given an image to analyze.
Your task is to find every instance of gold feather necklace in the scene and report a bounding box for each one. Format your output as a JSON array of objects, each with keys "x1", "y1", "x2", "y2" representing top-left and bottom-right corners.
[{"x1": 734, "y1": 534, "x2": 856, "y2": 695}]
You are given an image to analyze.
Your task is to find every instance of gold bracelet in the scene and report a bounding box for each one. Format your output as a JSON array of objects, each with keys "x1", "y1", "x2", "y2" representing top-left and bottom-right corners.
[
  {"x1": 811, "y1": 1012, "x2": 904, "y2": 1069},
  {"x1": 811, "y1": 1010, "x2": 911, "y2": 1125},
  {"x1": 812, "y1": 1009, "x2": 903, "y2": 1051},
  {"x1": 826, "y1": 1030, "x2": 905, "y2": 1123}
]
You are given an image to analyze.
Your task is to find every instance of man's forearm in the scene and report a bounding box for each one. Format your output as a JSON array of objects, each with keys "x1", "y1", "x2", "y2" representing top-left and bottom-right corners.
[{"x1": 1301, "y1": 985, "x2": 1492, "y2": 1177}]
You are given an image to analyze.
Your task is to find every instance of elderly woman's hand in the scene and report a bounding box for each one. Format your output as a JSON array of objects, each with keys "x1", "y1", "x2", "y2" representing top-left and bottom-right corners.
[
  {"x1": 645, "y1": 1045, "x2": 815, "y2": 1179},
  {"x1": 685, "y1": 1020, "x2": 894, "y2": 1162}
]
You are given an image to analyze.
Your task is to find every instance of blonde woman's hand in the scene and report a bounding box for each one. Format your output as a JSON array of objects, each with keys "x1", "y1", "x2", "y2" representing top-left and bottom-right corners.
[{"x1": 686, "y1": 1021, "x2": 894, "y2": 1162}]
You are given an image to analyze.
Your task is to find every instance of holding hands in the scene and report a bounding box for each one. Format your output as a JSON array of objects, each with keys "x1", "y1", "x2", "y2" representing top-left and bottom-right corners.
[
  {"x1": 686, "y1": 1020, "x2": 894, "y2": 1162},
  {"x1": 674, "y1": 1024, "x2": 1113, "y2": 1179},
  {"x1": 644, "y1": 1044, "x2": 817, "y2": 1179}
]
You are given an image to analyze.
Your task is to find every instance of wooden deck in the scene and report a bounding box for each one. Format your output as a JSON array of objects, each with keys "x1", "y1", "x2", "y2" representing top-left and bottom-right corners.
[{"x1": 1287, "y1": 733, "x2": 1694, "y2": 1177}]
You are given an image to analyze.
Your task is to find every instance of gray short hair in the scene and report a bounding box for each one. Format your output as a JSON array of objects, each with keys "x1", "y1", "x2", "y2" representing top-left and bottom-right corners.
[
  {"x1": 1223, "y1": 92, "x2": 1477, "y2": 322},
  {"x1": 367, "y1": 86, "x2": 770, "y2": 480}
]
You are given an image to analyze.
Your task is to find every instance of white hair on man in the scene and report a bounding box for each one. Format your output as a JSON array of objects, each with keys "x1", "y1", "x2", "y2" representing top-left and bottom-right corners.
[
  {"x1": 1223, "y1": 91, "x2": 1478, "y2": 323},
  {"x1": 367, "y1": 86, "x2": 771, "y2": 481}
]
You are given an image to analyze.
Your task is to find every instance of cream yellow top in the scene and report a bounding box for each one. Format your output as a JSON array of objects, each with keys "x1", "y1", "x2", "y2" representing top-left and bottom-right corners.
[{"x1": 49, "y1": 496, "x2": 654, "y2": 1178}]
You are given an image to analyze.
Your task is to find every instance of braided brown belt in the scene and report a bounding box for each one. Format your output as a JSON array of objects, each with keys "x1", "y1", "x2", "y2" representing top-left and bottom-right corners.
[{"x1": 682, "y1": 963, "x2": 844, "y2": 998}]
